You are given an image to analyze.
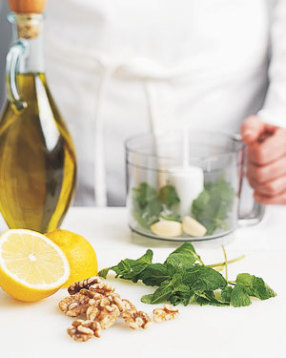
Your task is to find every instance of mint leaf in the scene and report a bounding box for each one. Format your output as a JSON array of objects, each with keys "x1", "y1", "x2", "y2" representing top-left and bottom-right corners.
[
  {"x1": 158, "y1": 185, "x2": 180, "y2": 208},
  {"x1": 132, "y1": 183, "x2": 162, "y2": 229},
  {"x1": 141, "y1": 273, "x2": 192, "y2": 305},
  {"x1": 165, "y1": 242, "x2": 201, "y2": 273},
  {"x1": 168, "y1": 242, "x2": 196, "y2": 256},
  {"x1": 195, "y1": 291, "x2": 229, "y2": 306},
  {"x1": 98, "y1": 267, "x2": 110, "y2": 279},
  {"x1": 140, "y1": 294, "x2": 154, "y2": 304},
  {"x1": 141, "y1": 279, "x2": 173, "y2": 304},
  {"x1": 132, "y1": 183, "x2": 180, "y2": 229},
  {"x1": 230, "y1": 284, "x2": 252, "y2": 307},
  {"x1": 132, "y1": 182, "x2": 157, "y2": 208},
  {"x1": 101, "y1": 249, "x2": 153, "y2": 283},
  {"x1": 168, "y1": 274, "x2": 193, "y2": 306},
  {"x1": 192, "y1": 175, "x2": 235, "y2": 235},
  {"x1": 133, "y1": 198, "x2": 162, "y2": 229},
  {"x1": 136, "y1": 249, "x2": 154, "y2": 264},
  {"x1": 140, "y1": 263, "x2": 170, "y2": 286},
  {"x1": 169, "y1": 284, "x2": 193, "y2": 306},
  {"x1": 236, "y1": 273, "x2": 276, "y2": 300},
  {"x1": 160, "y1": 213, "x2": 181, "y2": 222},
  {"x1": 221, "y1": 286, "x2": 233, "y2": 304},
  {"x1": 184, "y1": 265, "x2": 227, "y2": 291}
]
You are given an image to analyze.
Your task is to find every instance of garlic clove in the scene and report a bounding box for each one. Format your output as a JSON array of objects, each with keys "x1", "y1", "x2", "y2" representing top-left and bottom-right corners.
[
  {"x1": 182, "y1": 216, "x2": 207, "y2": 237},
  {"x1": 150, "y1": 220, "x2": 182, "y2": 238}
]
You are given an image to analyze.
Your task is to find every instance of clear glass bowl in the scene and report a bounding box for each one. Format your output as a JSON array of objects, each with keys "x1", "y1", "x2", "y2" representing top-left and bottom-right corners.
[{"x1": 125, "y1": 130, "x2": 264, "y2": 242}]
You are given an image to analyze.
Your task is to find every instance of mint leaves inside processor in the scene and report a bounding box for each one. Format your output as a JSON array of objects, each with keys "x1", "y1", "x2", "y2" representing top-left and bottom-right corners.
[{"x1": 132, "y1": 175, "x2": 235, "y2": 236}]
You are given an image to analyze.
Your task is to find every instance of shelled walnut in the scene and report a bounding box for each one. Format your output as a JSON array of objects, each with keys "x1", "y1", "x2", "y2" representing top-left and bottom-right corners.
[
  {"x1": 86, "y1": 295, "x2": 120, "y2": 329},
  {"x1": 121, "y1": 299, "x2": 137, "y2": 314},
  {"x1": 121, "y1": 310, "x2": 152, "y2": 330},
  {"x1": 67, "y1": 320, "x2": 101, "y2": 342},
  {"x1": 153, "y1": 305, "x2": 179, "y2": 322},
  {"x1": 68, "y1": 276, "x2": 114, "y2": 295},
  {"x1": 58, "y1": 293, "x2": 90, "y2": 317},
  {"x1": 79, "y1": 288, "x2": 103, "y2": 301},
  {"x1": 59, "y1": 276, "x2": 168, "y2": 342}
]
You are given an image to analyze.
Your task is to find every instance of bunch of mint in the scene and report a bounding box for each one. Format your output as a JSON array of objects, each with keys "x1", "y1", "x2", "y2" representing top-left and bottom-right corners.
[
  {"x1": 192, "y1": 176, "x2": 235, "y2": 235},
  {"x1": 99, "y1": 243, "x2": 276, "y2": 307},
  {"x1": 132, "y1": 182, "x2": 180, "y2": 229}
]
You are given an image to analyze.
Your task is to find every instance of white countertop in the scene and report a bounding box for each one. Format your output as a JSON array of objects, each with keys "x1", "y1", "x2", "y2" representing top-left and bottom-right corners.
[{"x1": 1, "y1": 206, "x2": 285, "y2": 358}]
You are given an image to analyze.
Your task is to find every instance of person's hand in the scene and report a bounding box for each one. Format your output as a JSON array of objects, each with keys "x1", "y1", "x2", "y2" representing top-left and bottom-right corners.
[{"x1": 241, "y1": 115, "x2": 286, "y2": 204}]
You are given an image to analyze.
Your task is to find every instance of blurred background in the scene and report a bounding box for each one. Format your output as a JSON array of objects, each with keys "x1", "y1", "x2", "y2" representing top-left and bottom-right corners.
[
  {"x1": 0, "y1": 0, "x2": 284, "y2": 211},
  {"x1": 0, "y1": 1, "x2": 11, "y2": 108}
]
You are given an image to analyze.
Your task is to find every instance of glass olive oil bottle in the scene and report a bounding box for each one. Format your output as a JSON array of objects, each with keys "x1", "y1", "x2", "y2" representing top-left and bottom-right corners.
[{"x1": 0, "y1": 12, "x2": 77, "y2": 233}]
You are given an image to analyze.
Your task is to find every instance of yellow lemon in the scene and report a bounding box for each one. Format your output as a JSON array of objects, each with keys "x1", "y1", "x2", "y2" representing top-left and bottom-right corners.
[
  {"x1": 0, "y1": 229, "x2": 70, "y2": 302},
  {"x1": 45, "y1": 229, "x2": 98, "y2": 287}
]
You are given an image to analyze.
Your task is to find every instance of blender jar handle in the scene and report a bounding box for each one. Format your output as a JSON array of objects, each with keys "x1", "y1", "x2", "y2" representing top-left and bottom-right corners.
[
  {"x1": 239, "y1": 200, "x2": 265, "y2": 226},
  {"x1": 6, "y1": 39, "x2": 28, "y2": 111},
  {"x1": 233, "y1": 133, "x2": 265, "y2": 227}
]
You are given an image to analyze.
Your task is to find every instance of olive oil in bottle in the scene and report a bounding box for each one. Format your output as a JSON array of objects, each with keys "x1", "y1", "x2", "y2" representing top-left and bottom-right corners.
[{"x1": 0, "y1": 12, "x2": 77, "y2": 233}]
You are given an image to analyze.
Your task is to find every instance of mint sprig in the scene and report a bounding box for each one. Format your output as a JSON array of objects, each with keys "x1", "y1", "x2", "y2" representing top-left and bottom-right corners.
[{"x1": 99, "y1": 243, "x2": 276, "y2": 307}]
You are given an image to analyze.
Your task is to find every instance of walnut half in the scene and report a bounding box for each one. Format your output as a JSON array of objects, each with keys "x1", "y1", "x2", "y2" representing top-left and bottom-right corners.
[
  {"x1": 67, "y1": 320, "x2": 101, "y2": 342},
  {"x1": 58, "y1": 293, "x2": 90, "y2": 317},
  {"x1": 153, "y1": 305, "x2": 179, "y2": 322},
  {"x1": 86, "y1": 295, "x2": 120, "y2": 330},
  {"x1": 122, "y1": 310, "x2": 152, "y2": 330}
]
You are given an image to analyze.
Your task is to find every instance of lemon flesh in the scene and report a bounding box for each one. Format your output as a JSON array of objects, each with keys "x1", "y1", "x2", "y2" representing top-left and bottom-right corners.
[
  {"x1": 0, "y1": 229, "x2": 70, "y2": 302},
  {"x1": 46, "y1": 229, "x2": 98, "y2": 287}
]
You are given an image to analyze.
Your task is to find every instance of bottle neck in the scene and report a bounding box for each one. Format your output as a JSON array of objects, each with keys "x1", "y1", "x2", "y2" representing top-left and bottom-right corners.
[{"x1": 9, "y1": 13, "x2": 45, "y2": 74}]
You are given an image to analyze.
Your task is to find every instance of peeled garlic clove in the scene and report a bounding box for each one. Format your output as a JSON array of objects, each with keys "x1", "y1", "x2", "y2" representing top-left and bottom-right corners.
[
  {"x1": 150, "y1": 220, "x2": 182, "y2": 238},
  {"x1": 182, "y1": 216, "x2": 207, "y2": 237}
]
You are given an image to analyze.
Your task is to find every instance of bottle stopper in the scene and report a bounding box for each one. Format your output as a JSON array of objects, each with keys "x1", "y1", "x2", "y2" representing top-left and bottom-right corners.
[
  {"x1": 8, "y1": 0, "x2": 46, "y2": 39},
  {"x1": 9, "y1": 0, "x2": 46, "y2": 14}
]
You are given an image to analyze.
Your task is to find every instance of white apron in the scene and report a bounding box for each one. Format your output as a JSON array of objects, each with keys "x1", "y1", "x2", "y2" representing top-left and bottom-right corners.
[{"x1": 44, "y1": 0, "x2": 280, "y2": 206}]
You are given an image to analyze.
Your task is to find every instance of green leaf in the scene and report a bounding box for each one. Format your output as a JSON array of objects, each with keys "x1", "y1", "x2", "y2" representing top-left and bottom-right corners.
[
  {"x1": 158, "y1": 185, "x2": 180, "y2": 208},
  {"x1": 140, "y1": 294, "x2": 154, "y2": 304},
  {"x1": 141, "y1": 279, "x2": 173, "y2": 304},
  {"x1": 140, "y1": 263, "x2": 170, "y2": 286},
  {"x1": 136, "y1": 249, "x2": 154, "y2": 264},
  {"x1": 192, "y1": 175, "x2": 235, "y2": 235},
  {"x1": 132, "y1": 183, "x2": 181, "y2": 229},
  {"x1": 132, "y1": 183, "x2": 162, "y2": 229},
  {"x1": 169, "y1": 284, "x2": 193, "y2": 306},
  {"x1": 169, "y1": 242, "x2": 196, "y2": 256},
  {"x1": 101, "y1": 249, "x2": 153, "y2": 283},
  {"x1": 98, "y1": 267, "x2": 110, "y2": 279},
  {"x1": 230, "y1": 284, "x2": 252, "y2": 307},
  {"x1": 236, "y1": 273, "x2": 276, "y2": 300},
  {"x1": 133, "y1": 198, "x2": 162, "y2": 229},
  {"x1": 160, "y1": 213, "x2": 181, "y2": 222},
  {"x1": 141, "y1": 273, "x2": 192, "y2": 305},
  {"x1": 132, "y1": 182, "x2": 157, "y2": 208},
  {"x1": 184, "y1": 265, "x2": 227, "y2": 292},
  {"x1": 221, "y1": 286, "x2": 233, "y2": 304},
  {"x1": 165, "y1": 242, "x2": 201, "y2": 273},
  {"x1": 195, "y1": 291, "x2": 229, "y2": 306},
  {"x1": 168, "y1": 273, "x2": 193, "y2": 306}
]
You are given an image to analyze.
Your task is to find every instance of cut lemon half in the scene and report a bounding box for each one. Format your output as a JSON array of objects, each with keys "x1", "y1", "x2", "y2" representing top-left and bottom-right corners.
[{"x1": 0, "y1": 229, "x2": 70, "y2": 302}]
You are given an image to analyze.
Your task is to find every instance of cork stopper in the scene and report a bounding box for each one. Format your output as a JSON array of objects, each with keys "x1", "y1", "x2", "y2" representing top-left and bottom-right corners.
[{"x1": 9, "y1": 0, "x2": 46, "y2": 14}]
